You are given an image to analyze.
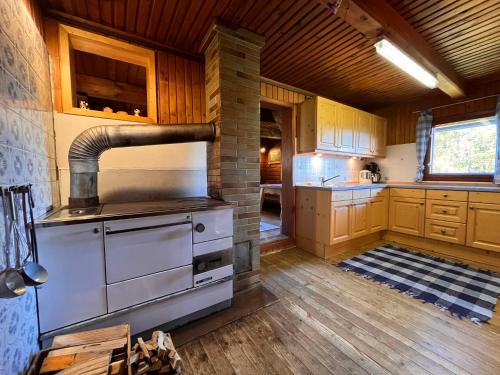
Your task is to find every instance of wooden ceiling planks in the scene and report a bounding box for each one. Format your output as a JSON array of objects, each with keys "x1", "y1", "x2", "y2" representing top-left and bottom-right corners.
[
  {"x1": 43, "y1": 0, "x2": 500, "y2": 109},
  {"x1": 388, "y1": 0, "x2": 500, "y2": 80}
]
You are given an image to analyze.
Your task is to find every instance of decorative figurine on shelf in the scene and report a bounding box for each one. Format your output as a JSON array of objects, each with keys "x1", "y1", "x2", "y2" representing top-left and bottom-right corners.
[
  {"x1": 134, "y1": 109, "x2": 141, "y2": 117},
  {"x1": 103, "y1": 107, "x2": 113, "y2": 113},
  {"x1": 79, "y1": 100, "x2": 89, "y2": 110}
]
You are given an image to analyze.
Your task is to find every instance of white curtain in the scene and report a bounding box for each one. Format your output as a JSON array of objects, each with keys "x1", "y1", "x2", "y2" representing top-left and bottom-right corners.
[
  {"x1": 494, "y1": 95, "x2": 500, "y2": 184},
  {"x1": 415, "y1": 109, "x2": 433, "y2": 182}
]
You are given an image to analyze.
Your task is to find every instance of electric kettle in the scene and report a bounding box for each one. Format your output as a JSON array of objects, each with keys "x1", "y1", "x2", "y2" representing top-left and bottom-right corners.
[{"x1": 359, "y1": 170, "x2": 372, "y2": 184}]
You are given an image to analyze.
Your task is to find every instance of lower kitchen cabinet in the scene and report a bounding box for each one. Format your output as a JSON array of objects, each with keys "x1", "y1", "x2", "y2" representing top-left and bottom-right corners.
[
  {"x1": 351, "y1": 198, "x2": 370, "y2": 238},
  {"x1": 330, "y1": 200, "x2": 351, "y2": 244},
  {"x1": 370, "y1": 196, "x2": 388, "y2": 232},
  {"x1": 425, "y1": 219, "x2": 466, "y2": 245},
  {"x1": 466, "y1": 202, "x2": 500, "y2": 252},
  {"x1": 388, "y1": 196, "x2": 425, "y2": 237},
  {"x1": 36, "y1": 222, "x2": 107, "y2": 333}
]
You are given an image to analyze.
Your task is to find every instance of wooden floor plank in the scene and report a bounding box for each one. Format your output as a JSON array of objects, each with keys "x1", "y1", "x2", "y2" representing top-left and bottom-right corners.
[
  {"x1": 178, "y1": 247, "x2": 500, "y2": 375},
  {"x1": 198, "y1": 333, "x2": 237, "y2": 375},
  {"x1": 265, "y1": 250, "x2": 500, "y2": 374}
]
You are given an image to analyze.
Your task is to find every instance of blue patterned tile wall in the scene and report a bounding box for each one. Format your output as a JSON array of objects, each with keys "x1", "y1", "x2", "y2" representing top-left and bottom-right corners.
[{"x1": 0, "y1": 0, "x2": 58, "y2": 373}]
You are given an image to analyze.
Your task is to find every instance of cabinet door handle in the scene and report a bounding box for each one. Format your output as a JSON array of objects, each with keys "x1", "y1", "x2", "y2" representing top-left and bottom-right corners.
[
  {"x1": 93, "y1": 227, "x2": 100, "y2": 234},
  {"x1": 195, "y1": 223, "x2": 206, "y2": 233},
  {"x1": 469, "y1": 206, "x2": 474, "y2": 210}
]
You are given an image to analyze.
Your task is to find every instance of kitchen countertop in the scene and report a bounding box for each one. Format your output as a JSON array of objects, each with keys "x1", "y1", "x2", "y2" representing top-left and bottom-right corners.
[
  {"x1": 36, "y1": 197, "x2": 232, "y2": 227},
  {"x1": 295, "y1": 182, "x2": 500, "y2": 192}
]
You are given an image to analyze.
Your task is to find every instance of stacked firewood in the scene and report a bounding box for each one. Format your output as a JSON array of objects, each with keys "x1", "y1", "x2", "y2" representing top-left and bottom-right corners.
[{"x1": 129, "y1": 331, "x2": 183, "y2": 374}]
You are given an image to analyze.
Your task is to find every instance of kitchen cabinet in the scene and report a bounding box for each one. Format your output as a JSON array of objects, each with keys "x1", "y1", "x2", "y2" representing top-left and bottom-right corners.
[
  {"x1": 337, "y1": 105, "x2": 357, "y2": 153},
  {"x1": 299, "y1": 96, "x2": 386, "y2": 157},
  {"x1": 351, "y1": 198, "x2": 370, "y2": 238},
  {"x1": 388, "y1": 196, "x2": 425, "y2": 236},
  {"x1": 36, "y1": 222, "x2": 107, "y2": 333},
  {"x1": 466, "y1": 202, "x2": 500, "y2": 252},
  {"x1": 370, "y1": 196, "x2": 388, "y2": 232},
  {"x1": 316, "y1": 97, "x2": 337, "y2": 151},
  {"x1": 356, "y1": 111, "x2": 372, "y2": 155},
  {"x1": 372, "y1": 116, "x2": 387, "y2": 157},
  {"x1": 425, "y1": 219, "x2": 466, "y2": 245},
  {"x1": 331, "y1": 200, "x2": 351, "y2": 244}
]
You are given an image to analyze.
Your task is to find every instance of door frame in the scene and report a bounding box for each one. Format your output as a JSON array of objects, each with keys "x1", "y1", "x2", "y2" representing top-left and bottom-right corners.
[{"x1": 260, "y1": 98, "x2": 296, "y2": 239}]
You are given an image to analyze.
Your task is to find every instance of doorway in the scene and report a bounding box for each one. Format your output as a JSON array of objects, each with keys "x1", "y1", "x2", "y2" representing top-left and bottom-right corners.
[{"x1": 259, "y1": 101, "x2": 294, "y2": 245}]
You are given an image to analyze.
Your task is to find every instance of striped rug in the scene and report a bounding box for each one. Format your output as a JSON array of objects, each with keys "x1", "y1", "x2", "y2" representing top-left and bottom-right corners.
[{"x1": 338, "y1": 244, "x2": 500, "y2": 323}]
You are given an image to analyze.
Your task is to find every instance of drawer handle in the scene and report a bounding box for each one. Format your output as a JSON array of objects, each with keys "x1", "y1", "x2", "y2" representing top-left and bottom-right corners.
[
  {"x1": 443, "y1": 194, "x2": 448, "y2": 198},
  {"x1": 469, "y1": 207, "x2": 474, "y2": 210},
  {"x1": 93, "y1": 227, "x2": 100, "y2": 234},
  {"x1": 440, "y1": 229, "x2": 446, "y2": 234},
  {"x1": 195, "y1": 223, "x2": 206, "y2": 233},
  {"x1": 442, "y1": 210, "x2": 448, "y2": 214}
]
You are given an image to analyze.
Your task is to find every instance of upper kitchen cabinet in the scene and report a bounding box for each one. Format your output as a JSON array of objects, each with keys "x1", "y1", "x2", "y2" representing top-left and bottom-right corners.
[{"x1": 298, "y1": 96, "x2": 386, "y2": 157}]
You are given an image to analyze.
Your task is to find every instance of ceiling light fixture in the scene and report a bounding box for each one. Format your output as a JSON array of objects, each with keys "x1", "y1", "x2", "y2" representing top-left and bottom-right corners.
[{"x1": 374, "y1": 38, "x2": 438, "y2": 89}]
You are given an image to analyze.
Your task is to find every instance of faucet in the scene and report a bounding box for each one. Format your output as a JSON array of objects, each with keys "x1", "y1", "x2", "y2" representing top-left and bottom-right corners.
[{"x1": 320, "y1": 174, "x2": 341, "y2": 186}]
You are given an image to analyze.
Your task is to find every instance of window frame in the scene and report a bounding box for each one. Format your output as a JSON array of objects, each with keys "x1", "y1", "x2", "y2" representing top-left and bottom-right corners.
[
  {"x1": 58, "y1": 24, "x2": 157, "y2": 123},
  {"x1": 423, "y1": 111, "x2": 496, "y2": 182}
]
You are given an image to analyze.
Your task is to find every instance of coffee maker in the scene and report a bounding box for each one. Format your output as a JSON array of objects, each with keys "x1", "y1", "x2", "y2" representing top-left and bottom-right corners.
[{"x1": 365, "y1": 162, "x2": 382, "y2": 183}]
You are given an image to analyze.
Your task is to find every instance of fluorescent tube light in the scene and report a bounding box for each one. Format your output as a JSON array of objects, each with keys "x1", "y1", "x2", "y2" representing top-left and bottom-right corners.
[{"x1": 374, "y1": 38, "x2": 438, "y2": 89}]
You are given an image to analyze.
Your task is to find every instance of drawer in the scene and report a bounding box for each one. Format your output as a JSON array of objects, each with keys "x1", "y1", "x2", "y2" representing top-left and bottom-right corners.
[
  {"x1": 192, "y1": 208, "x2": 233, "y2": 243},
  {"x1": 331, "y1": 190, "x2": 353, "y2": 201},
  {"x1": 371, "y1": 188, "x2": 387, "y2": 198},
  {"x1": 390, "y1": 188, "x2": 425, "y2": 199},
  {"x1": 105, "y1": 222, "x2": 192, "y2": 284},
  {"x1": 194, "y1": 264, "x2": 233, "y2": 288},
  {"x1": 426, "y1": 189, "x2": 467, "y2": 201},
  {"x1": 353, "y1": 189, "x2": 371, "y2": 199},
  {"x1": 107, "y1": 265, "x2": 193, "y2": 312},
  {"x1": 193, "y1": 237, "x2": 233, "y2": 257},
  {"x1": 425, "y1": 219, "x2": 466, "y2": 245},
  {"x1": 425, "y1": 199, "x2": 467, "y2": 223},
  {"x1": 104, "y1": 213, "x2": 191, "y2": 233},
  {"x1": 469, "y1": 192, "x2": 500, "y2": 204}
]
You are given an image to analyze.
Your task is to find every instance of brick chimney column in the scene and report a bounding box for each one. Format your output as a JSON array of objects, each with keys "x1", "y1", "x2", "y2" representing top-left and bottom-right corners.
[{"x1": 200, "y1": 22, "x2": 265, "y2": 290}]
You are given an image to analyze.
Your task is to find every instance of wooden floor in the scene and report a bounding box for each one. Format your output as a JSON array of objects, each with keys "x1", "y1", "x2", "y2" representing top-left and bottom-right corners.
[{"x1": 178, "y1": 248, "x2": 500, "y2": 375}]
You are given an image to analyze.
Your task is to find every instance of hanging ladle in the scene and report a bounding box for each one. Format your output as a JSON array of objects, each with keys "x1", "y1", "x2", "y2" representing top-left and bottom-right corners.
[
  {"x1": 11, "y1": 187, "x2": 48, "y2": 287},
  {"x1": 0, "y1": 189, "x2": 26, "y2": 298}
]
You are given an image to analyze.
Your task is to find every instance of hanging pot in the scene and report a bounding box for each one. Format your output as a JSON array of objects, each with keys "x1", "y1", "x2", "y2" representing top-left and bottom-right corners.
[{"x1": 0, "y1": 189, "x2": 26, "y2": 298}]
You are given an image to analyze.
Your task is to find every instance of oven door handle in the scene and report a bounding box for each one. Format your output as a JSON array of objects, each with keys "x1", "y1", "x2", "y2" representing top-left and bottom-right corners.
[{"x1": 105, "y1": 221, "x2": 191, "y2": 235}]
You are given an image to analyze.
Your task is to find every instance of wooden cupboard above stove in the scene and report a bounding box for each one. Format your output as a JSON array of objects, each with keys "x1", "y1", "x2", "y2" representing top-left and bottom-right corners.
[{"x1": 298, "y1": 96, "x2": 387, "y2": 157}]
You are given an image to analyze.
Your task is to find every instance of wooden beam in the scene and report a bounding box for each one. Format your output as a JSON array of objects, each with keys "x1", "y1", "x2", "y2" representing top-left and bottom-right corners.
[
  {"x1": 341, "y1": 0, "x2": 465, "y2": 98},
  {"x1": 43, "y1": 8, "x2": 202, "y2": 62},
  {"x1": 76, "y1": 74, "x2": 147, "y2": 105}
]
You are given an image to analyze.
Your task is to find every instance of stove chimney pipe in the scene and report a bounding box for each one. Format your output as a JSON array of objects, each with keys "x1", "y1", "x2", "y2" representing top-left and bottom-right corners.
[{"x1": 68, "y1": 123, "x2": 216, "y2": 208}]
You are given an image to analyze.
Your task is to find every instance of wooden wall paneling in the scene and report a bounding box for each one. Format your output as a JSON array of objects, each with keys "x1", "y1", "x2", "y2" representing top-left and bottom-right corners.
[
  {"x1": 157, "y1": 51, "x2": 206, "y2": 124},
  {"x1": 44, "y1": 17, "x2": 63, "y2": 112},
  {"x1": 377, "y1": 74, "x2": 500, "y2": 145}
]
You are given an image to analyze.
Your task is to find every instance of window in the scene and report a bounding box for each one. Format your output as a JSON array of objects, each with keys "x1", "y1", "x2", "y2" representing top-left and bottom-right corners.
[{"x1": 425, "y1": 117, "x2": 496, "y2": 182}]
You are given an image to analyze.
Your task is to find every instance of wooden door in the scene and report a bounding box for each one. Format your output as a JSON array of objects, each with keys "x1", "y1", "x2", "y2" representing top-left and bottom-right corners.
[
  {"x1": 388, "y1": 197, "x2": 425, "y2": 236},
  {"x1": 316, "y1": 98, "x2": 337, "y2": 151},
  {"x1": 336, "y1": 105, "x2": 356, "y2": 153},
  {"x1": 371, "y1": 116, "x2": 386, "y2": 156},
  {"x1": 331, "y1": 201, "x2": 351, "y2": 244},
  {"x1": 466, "y1": 203, "x2": 500, "y2": 252},
  {"x1": 370, "y1": 196, "x2": 388, "y2": 232},
  {"x1": 356, "y1": 111, "x2": 372, "y2": 155},
  {"x1": 351, "y1": 198, "x2": 370, "y2": 238}
]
